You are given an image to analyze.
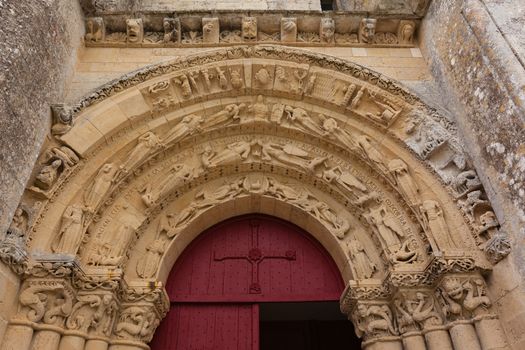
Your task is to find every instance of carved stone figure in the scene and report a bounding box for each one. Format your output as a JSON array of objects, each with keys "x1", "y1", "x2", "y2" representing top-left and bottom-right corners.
[
  {"x1": 459, "y1": 190, "x2": 490, "y2": 219},
  {"x1": 350, "y1": 86, "x2": 366, "y2": 109},
  {"x1": 7, "y1": 207, "x2": 28, "y2": 238},
  {"x1": 229, "y1": 68, "x2": 243, "y2": 89},
  {"x1": 118, "y1": 132, "x2": 162, "y2": 177},
  {"x1": 52, "y1": 205, "x2": 85, "y2": 254},
  {"x1": 322, "y1": 166, "x2": 367, "y2": 193},
  {"x1": 281, "y1": 18, "x2": 297, "y2": 42},
  {"x1": 242, "y1": 17, "x2": 257, "y2": 41},
  {"x1": 19, "y1": 282, "x2": 73, "y2": 325},
  {"x1": 421, "y1": 200, "x2": 458, "y2": 249},
  {"x1": 284, "y1": 106, "x2": 324, "y2": 135},
  {"x1": 248, "y1": 95, "x2": 269, "y2": 121},
  {"x1": 163, "y1": 18, "x2": 181, "y2": 43},
  {"x1": 201, "y1": 142, "x2": 251, "y2": 168},
  {"x1": 314, "y1": 202, "x2": 350, "y2": 239},
  {"x1": 359, "y1": 18, "x2": 377, "y2": 44},
  {"x1": 85, "y1": 17, "x2": 105, "y2": 42},
  {"x1": 320, "y1": 18, "x2": 335, "y2": 44},
  {"x1": 136, "y1": 239, "x2": 166, "y2": 278},
  {"x1": 452, "y1": 170, "x2": 482, "y2": 197},
  {"x1": 388, "y1": 159, "x2": 420, "y2": 207},
  {"x1": 365, "y1": 99, "x2": 401, "y2": 125},
  {"x1": 391, "y1": 239, "x2": 418, "y2": 264},
  {"x1": 484, "y1": 231, "x2": 512, "y2": 264},
  {"x1": 84, "y1": 163, "x2": 117, "y2": 212},
  {"x1": 348, "y1": 239, "x2": 376, "y2": 279},
  {"x1": 321, "y1": 117, "x2": 359, "y2": 151},
  {"x1": 173, "y1": 74, "x2": 193, "y2": 98},
  {"x1": 259, "y1": 142, "x2": 326, "y2": 172},
  {"x1": 439, "y1": 277, "x2": 491, "y2": 319},
  {"x1": 157, "y1": 213, "x2": 178, "y2": 238},
  {"x1": 115, "y1": 306, "x2": 159, "y2": 342},
  {"x1": 206, "y1": 103, "x2": 245, "y2": 127},
  {"x1": 51, "y1": 104, "x2": 74, "y2": 136},
  {"x1": 202, "y1": 17, "x2": 220, "y2": 44},
  {"x1": 141, "y1": 164, "x2": 194, "y2": 207},
  {"x1": 353, "y1": 303, "x2": 397, "y2": 339},
  {"x1": 254, "y1": 67, "x2": 272, "y2": 87},
  {"x1": 126, "y1": 18, "x2": 144, "y2": 43},
  {"x1": 88, "y1": 224, "x2": 135, "y2": 266},
  {"x1": 356, "y1": 135, "x2": 388, "y2": 174},
  {"x1": 34, "y1": 159, "x2": 62, "y2": 190},
  {"x1": 67, "y1": 294, "x2": 117, "y2": 336},
  {"x1": 365, "y1": 206, "x2": 405, "y2": 250},
  {"x1": 395, "y1": 292, "x2": 442, "y2": 333},
  {"x1": 163, "y1": 114, "x2": 203, "y2": 145},
  {"x1": 398, "y1": 20, "x2": 416, "y2": 45}
]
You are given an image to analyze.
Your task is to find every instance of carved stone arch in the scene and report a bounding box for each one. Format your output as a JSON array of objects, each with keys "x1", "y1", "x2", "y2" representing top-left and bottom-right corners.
[{"x1": 1, "y1": 45, "x2": 511, "y2": 350}]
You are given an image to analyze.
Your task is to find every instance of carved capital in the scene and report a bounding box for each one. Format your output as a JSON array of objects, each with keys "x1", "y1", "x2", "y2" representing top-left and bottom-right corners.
[
  {"x1": 340, "y1": 279, "x2": 393, "y2": 315},
  {"x1": 394, "y1": 290, "x2": 444, "y2": 334},
  {"x1": 66, "y1": 292, "x2": 119, "y2": 337},
  {"x1": 484, "y1": 231, "x2": 511, "y2": 264},
  {"x1": 351, "y1": 301, "x2": 398, "y2": 340}
]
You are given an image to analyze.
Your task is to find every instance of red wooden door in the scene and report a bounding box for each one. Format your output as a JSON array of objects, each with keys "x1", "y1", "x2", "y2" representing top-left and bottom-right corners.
[
  {"x1": 150, "y1": 303, "x2": 259, "y2": 350},
  {"x1": 151, "y1": 215, "x2": 344, "y2": 349}
]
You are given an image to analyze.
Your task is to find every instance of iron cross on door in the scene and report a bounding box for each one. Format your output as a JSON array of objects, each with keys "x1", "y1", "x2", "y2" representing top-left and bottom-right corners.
[{"x1": 213, "y1": 220, "x2": 297, "y2": 294}]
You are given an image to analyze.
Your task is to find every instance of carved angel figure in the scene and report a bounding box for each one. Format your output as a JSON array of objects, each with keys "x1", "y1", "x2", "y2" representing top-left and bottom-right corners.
[
  {"x1": 322, "y1": 166, "x2": 367, "y2": 193},
  {"x1": 259, "y1": 142, "x2": 326, "y2": 172},
  {"x1": 348, "y1": 239, "x2": 376, "y2": 279},
  {"x1": 163, "y1": 114, "x2": 203, "y2": 145},
  {"x1": 52, "y1": 205, "x2": 85, "y2": 255},
  {"x1": 141, "y1": 164, "x2": 194, "y2": 207},
  {"x1": 118, "y1": 132, "x2": 162, "y2": 178},
  {"x1": 88, "y1": 224, "x2": 135, "y2": 266},
  {"x1": 206, "y1": 103, "x2": 246, "y2": 128},
  {"x1": 84, "y1": 163, "x2": 117, "y2": 212}
]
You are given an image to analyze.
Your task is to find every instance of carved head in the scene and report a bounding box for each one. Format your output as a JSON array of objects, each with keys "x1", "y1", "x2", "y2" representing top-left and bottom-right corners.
[
  {"x1": 442, "y1": 278, "x2": 464, "y2": 300},
  {"x1": 360, "y1": 18, "x2": 377, "y2": 43},
  {"x1": 320, "y1": 18, "x2": 335, "y2": 43},
  {"x1": 400, "y1": 22, "x2": 415, "y2": 44},
  {"x1": 126, "y1": 18, "x2": 143, "y2": 43},
  {"x1": 242, "y1": 17, "x2": 257, "y2": 40}
]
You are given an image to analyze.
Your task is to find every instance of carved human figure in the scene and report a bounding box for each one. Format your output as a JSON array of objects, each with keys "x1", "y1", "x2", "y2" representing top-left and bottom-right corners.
[
  {"x1": 242, "y1": 17, "x2": 257, "y2": 41},
  {"x1": 201, "y1": 142, "x2": 251, "y2": 168},
  {"x1": 173, "y1": 74, "x2": 192, "y2": 98},
  {"x1": 163, "y1": 114, "x2": 203, "y2": 145},
  {"x1": 52, "y1": 205, "x2": 84, "y2": 254},
  {"x1": 157, "y1": 213, "x2": 178, "y2": 238},
  {"x1": 321, "y1": 117, "x2": 359, "y2": 151},
  {"x1": 359, "y1": 18, "x2": 377, "y2": 43},
  {"x1": 51, "y1": 104, "x2": 73, "y2": 136},
  {"x1": 267, "y1": 178, "x2": 303, "y2": 201},
  {"x1": 421, "y1": 199, "x2": 458, "y2": 249},
  {"x1": 89, "y1": 224, "x2": 135, "y2": 266},
  {"x1": 410, "y1": 292, "x2": 443, "y2": 327},
  {"x1": 136, "y1": 239, "x2": 166, "y2": 278},
  {"x1": 314, "y1": 202, "x2": 350, "y2": 239},
  {"x1": 350, "y1": 86, "x2": 366, "y2": 109},
  {"x1": 259, "y1": 142, "x2": 326, "y2": 172},
  {"x1": 206, "y1": 103, "x2": 246, "y2": 128},
  {"x1": 340, "y1": 84, "x2": 357, "y2": 107},
  {"x1": 354, "y1": 303, "x2": 397, "y2": 338},
  {"x1": 398, "y1": 20, "x2": 415, "y2": 45},
  {"x1": 388, "y1": 159, "x2": 420, "y2": 207},
  {"x1": 84, "y1": 163, "x2": 117, "y2": 212},
  {"x1": 322, "y1": 166, "x2": 368, "y2": 193},
  {"x1": 35, "y1": 159, "x2": 62, "y2": 190},
  {"x1": 356, "y1": 135, "x2": 388, "y2": 174},
  {"x1": 141, "y1": 164, "x2": 194, "y2": 207},
  {"x1": 7, "y1": 207, "x2": 28, "y2": 241},
  {"x1": 439, "y1": 277, "x2": 491, "y2": 318},
  {"x1": 126, "y1": 18, "x2": 143, "y2": 43},
  {"x1": 365, "y1": 206, "x2": 405, "y2": 249},
  {"x1": 118, "y1": 132, "x2": 162, "y2": 178},
  {"x1": 459, "y1": 190, "x2": 490, "y2": 219},
  {"x1": 284, "y1": 106, "x2": 324, "y2": 135},
  {"x1": 365, "y1": 100, "x2": 401, "y2": 125},
  {"x1": 347, "y1": 239, "x2": 376, "y2": 279},
  {"x1": 248, "y1": 95, "x2": 269, "y2": 121},
  {"x1": 320, "y1": 18, "x2": 335, "y2": 44}
]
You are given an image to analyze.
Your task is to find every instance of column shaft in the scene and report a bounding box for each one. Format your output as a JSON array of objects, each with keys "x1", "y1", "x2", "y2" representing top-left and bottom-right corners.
[
  {"x1": 363, "y1": 339, "x2": 404, "y2": 350},
  {"x1": 449, "y1": 323, "x2": 482, "y2": 350},
  {"x1": 85, "y1": 339, "x2": 109, "y2": 350},
  {"x1": 475, "y1": 318, "x2": 510, "y2": 350},
  {"x1": 402, "y1": 333, "x2": 426, "y2": 350},
  {"x1": 30, "y1": 330, "x2": 61, "y2": 350},
  {"x1": 0, "y1": 325, "x2": 33, "y2": 350},
  {"x1": 424, "y1": 329, "x2": 453, "y2": 350},
  {"x1": 58, "y1": 335, "x2": 86, "y2": 350}
]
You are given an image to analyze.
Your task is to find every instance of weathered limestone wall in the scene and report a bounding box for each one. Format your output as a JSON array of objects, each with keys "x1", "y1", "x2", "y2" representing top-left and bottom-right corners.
[
  {"x1": 65, "y1": 46, "x2": 429, "y2": 103},
  {"x1": 419, "y1": 0, "x2": 525, "y2": 348},
  {"x1": 0, "y1": 0, "x2": 84, "y2": 340}
]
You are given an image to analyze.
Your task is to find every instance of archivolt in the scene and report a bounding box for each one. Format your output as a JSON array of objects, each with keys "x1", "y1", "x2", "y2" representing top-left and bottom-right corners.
[{"x1": 1, "y1": 45, "x2": 511, "y2": 350}]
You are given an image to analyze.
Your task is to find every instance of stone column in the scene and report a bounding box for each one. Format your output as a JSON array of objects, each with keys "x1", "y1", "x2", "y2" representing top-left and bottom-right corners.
[
  {"x1": 0, "y1": 324, "x2": 34, "y2": 350},
  {"x1": 449, "y1": 321, "x2": 482, "y2": 350},
  {"x1": 362, "y1": 338, "x2": 403, "y2": 350},
  {"x1": 423, "y1": 326, "x2": 453, "y2": 350},
  {"x1": 474, "y1": 315, "x2": 510, "y2": 350},
  {"x1": 58, "y1": 335, "x2": 86, "y2": 350},
  {"x1": 31, "y1": 329, "x2": 62, "y2": 350},
  {"x1": 85, "y1": 339, "x2": 109, "y2": 350},
  {"x1": 401, "y1": 332, "x2": 426, "y2": 350}
]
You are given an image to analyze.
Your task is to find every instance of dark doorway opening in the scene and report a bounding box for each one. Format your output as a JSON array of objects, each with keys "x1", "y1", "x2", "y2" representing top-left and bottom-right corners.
[{"x1": 259, "y1": 302, "x2": 361, "y2": 350}]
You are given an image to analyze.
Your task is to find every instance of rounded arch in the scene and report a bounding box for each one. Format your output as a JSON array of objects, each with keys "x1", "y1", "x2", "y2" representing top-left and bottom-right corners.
[{"x1": 1, "y1": 44, "x2": 511, "y2": 350}]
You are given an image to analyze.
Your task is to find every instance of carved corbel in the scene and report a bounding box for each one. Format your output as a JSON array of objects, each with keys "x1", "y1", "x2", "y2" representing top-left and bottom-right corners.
[
  {"x1": 202, "y1": 17, "x2": 220, "y2": 44},
  {"x1": 281, "y1": 18, "x2": 297, "y2": 42},
  {"x1": 359, "y1": 18, "x2": 377, "y2": 44},
  {"x1": 126, "y1": 18, "x2": 144, "y2": 43},
  {"x1": 163, "y1": 17, "x2": 181, "y2": 43},
  {"x1": 320, "y1": 18, "x2": 335, "y2": 44},
  {"x1": 398, "y1": 20, "x2": 416, "y2": 45},
  {"x1": 85, "y1": 17, "x2": 105, "y2": 42},
  {"x1": 51, "y1": 104, "x2": 74, "y2": 136},
  {"x1": 242, "y1": 17, "x2": 257, "y2": 41}
]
